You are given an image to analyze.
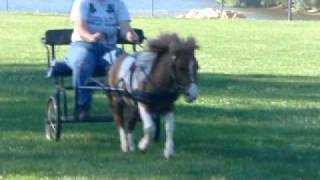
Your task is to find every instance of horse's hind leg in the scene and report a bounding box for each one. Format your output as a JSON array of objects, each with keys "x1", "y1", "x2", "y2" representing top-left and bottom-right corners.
[
  {"x1": 127, "y1": 107, "x2": 138, "y2": 151},
  {"x1": 110, "y1": 96, "x2": 128, "y2": 152},
  {"x1": 153, "y1": 115, "x2": 161, "y2": 142},
  {"x1": 137, "y1": 103, "x2": 154, "y2": 151}
]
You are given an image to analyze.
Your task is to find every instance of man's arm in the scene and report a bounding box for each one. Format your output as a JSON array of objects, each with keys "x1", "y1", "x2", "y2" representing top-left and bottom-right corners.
[{"x1": 74, "y1": 19, "x2": 104, "y2": 42}]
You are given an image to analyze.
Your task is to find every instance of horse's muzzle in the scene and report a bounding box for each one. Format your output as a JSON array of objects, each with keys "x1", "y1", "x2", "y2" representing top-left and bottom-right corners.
[{"x1": 184, "y1": 83, "x2": 198, "y2": 103}]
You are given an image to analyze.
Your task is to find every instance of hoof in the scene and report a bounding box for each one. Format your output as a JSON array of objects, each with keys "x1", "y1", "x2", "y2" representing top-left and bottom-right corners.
[
  {"x1": 164, "y1": 149, "x2": 174, "y2": 160},
  {"x1": 138, "y1": 137, "x2": 149, "y2": 152},
  {"x1": 138, "y1": 143, "x2": 147, "y2": 152},
  {"x1": 139, "y1": 149, "x2": 147, "y2": 154},
  {"x1": 164, "y1": 152, "x2": 174, "y2": 160},
  {"x1": 121, "y1": 144, "x2": 129, "y2": 153},
  {"x1": 128, "y1": 144, "x2": 136, "y2": 152}
]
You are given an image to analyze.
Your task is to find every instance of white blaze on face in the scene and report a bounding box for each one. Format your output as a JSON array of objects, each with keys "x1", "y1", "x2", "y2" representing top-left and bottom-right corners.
[{"x1": 185, "y1": 60, "x2": 198, "y2": 102}]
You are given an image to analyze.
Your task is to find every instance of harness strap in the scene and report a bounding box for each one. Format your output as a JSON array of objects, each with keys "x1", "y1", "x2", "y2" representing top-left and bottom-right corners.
[
  {"x1": 115, "y1": 51, "x2": 182, "y2": 104},
  {"x1": 128, "y1": 52, "x2": 139, "y2": 94}
]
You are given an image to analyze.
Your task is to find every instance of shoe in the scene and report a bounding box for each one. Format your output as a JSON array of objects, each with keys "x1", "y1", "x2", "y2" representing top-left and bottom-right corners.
[{"x1": 77, "y1": 110, "x2": 90, "y2": 121}]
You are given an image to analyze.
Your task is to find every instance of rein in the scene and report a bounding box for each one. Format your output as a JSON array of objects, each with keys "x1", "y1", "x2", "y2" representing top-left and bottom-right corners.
[
  {"x1": 170, "y1": 60, "x2": 186, "y2": 92},
  {"x1": 169, "y1": 54, "x2": 197, "y2": 93}
]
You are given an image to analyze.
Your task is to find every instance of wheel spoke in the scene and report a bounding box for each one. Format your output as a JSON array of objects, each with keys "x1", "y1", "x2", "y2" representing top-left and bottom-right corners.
[{"x1": 46, "y1": 97, "x2": 60, "y2": 141}]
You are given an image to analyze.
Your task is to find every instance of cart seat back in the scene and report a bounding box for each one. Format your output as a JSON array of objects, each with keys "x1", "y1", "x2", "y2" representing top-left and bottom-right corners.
[{"x1": 42, "y1": 28, "x2": 145, "y2": 78}]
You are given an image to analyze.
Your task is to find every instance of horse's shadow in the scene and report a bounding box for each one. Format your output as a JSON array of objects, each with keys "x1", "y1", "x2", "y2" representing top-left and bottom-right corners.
[{"x1": 199, "y1": 72, "x2": 320, "y2": 101}]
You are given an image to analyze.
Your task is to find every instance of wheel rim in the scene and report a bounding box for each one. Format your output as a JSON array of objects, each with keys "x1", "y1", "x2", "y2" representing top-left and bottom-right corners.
[{"x1": 46, "y1": 98, "x2": 59, "y2": 140}]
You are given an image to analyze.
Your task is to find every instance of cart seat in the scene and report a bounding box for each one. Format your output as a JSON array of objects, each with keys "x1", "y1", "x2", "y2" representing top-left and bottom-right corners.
[{"x1": 47, "y1": 60, "x2": 107, "y2": 78}]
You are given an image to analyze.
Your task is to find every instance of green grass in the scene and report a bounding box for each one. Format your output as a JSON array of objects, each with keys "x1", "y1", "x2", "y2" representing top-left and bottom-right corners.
[{"x1": 1, "y1": 13, "x2": 320, "y2": 179}]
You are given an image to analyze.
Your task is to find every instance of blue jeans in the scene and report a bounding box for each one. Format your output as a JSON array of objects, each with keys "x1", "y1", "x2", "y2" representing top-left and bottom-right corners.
[{"x1": 66, "y1": 41, "x2": 122, "y2": 111}]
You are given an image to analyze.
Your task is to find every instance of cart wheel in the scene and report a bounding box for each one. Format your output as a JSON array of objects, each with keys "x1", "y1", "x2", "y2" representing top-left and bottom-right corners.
[{"x1": 45, "y1": 96, "x2": 61, "y2": 141}]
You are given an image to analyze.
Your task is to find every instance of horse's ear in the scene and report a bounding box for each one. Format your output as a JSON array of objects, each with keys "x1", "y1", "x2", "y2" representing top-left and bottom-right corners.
[{"x1": 186, "y1": 37, "x2": 199, "y2": 50}]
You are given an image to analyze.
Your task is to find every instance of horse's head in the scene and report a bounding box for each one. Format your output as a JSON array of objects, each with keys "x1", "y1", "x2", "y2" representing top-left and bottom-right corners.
[
  {"x1": 169, "y1": 36, "x2": 199, "y2": 103},
  {"x1": 145, "y1": 33, "x2": 199, "y2": 103}
]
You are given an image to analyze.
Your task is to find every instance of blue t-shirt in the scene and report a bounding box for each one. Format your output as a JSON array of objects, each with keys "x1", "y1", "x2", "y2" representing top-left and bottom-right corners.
[{"x1": 71, "y1": 0, "x2": 130, "y2": 48}]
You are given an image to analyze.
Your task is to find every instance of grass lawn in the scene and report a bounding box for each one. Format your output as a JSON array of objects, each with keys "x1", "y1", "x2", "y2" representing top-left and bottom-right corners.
[{"x1": 1, "y1": 13, "x2": 320, "y2": 179}]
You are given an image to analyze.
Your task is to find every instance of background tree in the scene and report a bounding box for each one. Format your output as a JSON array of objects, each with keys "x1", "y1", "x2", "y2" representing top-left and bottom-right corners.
[{"x1": 216, "y1": 0, "x2": 318, "y2": 11}]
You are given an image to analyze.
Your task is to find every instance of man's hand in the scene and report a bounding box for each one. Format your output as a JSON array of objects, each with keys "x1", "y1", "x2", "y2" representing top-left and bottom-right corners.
[
  {"x1": 89, "y1": 32, "x2": 105, "y2": 42},
  {"x1": 126, "y1": 30, "x2": 139, "y2": 43}
]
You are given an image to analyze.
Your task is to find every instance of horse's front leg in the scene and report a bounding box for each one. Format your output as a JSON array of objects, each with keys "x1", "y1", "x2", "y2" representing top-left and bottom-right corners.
[
  {"x1": 127, "y1": 107, "x2": 139, "y2": 152},
  {"x1": 137, "y1": 103, "x2": 154, "y2": 151},
  {"x1": 110, "y1": 96, "x2": 128, "y2": 152},
  {"x1": 164, "y1": 112, "x2": 175, "y2": 159}
]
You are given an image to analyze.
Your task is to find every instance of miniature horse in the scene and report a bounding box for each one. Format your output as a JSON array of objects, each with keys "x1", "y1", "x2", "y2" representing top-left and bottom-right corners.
[{"x1": 107, "y1": 33, "x2": 199, "y2": 159}]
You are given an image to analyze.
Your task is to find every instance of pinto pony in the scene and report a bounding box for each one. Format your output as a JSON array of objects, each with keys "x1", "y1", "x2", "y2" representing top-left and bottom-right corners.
[{"x1": 107, "y1": 33, "x2": 199, "y2": 159}]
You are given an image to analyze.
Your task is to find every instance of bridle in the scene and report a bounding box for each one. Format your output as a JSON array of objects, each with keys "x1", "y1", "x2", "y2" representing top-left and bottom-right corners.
[
  {"x1": 142, "y1": 52, "x2": 196, "y2": 94},
  {"x1": 169, "y1": 53, "x2": 197, "y2": 93}
]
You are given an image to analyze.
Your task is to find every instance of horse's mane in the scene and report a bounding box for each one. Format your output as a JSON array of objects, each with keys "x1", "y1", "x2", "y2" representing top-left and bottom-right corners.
[{"x1": 144, "y1": 33, "x2": 199, "y2": 54}]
